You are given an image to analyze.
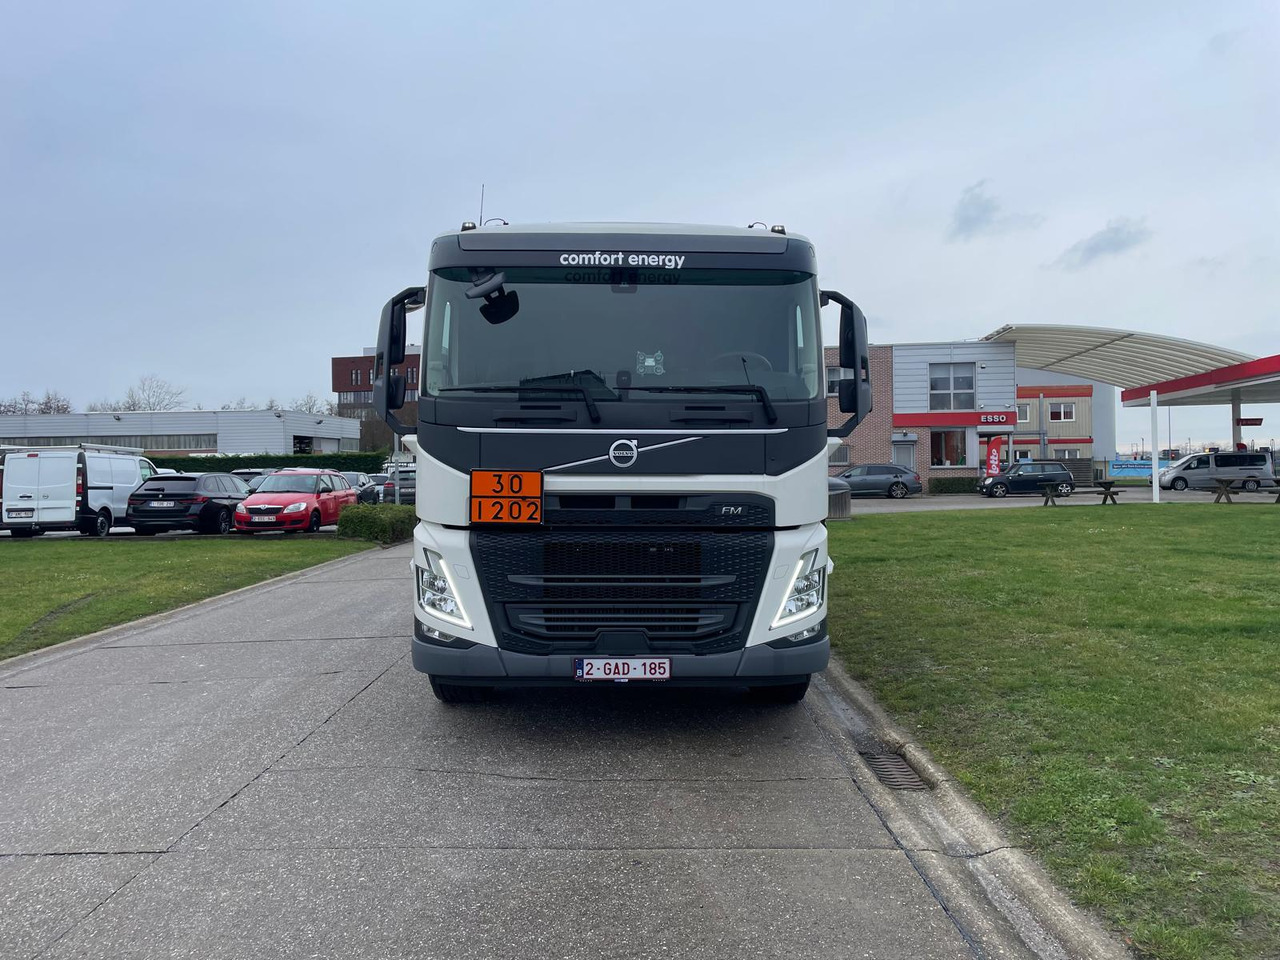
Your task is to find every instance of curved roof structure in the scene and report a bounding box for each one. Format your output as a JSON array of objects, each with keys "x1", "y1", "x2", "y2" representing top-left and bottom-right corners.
[{"x1": 981, "y1": 324, "x2": 1254, "y2": 390}]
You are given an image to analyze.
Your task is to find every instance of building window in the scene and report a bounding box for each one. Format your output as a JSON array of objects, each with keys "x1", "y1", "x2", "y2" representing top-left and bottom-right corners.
[
  {"x1": 407, "y1": 366, "x2": 417, "y2": 384},
  {"x1": 826, "y1": 367, "x2": 841, "y2": 396},
  {"x1": 1017, "y1": 403, "x2": 1030, "y2": 423},
  {"x1": 350, "y1": 369, "x2": 360, "y2": 386},
  {"x1": 1014, "y1": 448, "x2": 1032, "y2": 461},
  {"x1": 405, "y1": 389, "x2": 418, "y2": 402},
  {"x1": 829, "y1": 444, "x2": 850, "y2": 465},
  {"x1": 1049, "y1": 402, "x2": 1075, "y2": 422},
  {"x1": 1054, "y1": 448, "x2": 1082, "y2": 459},
  {"x1": 930, "y1": 429, "x2": 967, "y2": 467},
  {"x1": 928, "y1": 363, "x2": 976, "y2": 411}
]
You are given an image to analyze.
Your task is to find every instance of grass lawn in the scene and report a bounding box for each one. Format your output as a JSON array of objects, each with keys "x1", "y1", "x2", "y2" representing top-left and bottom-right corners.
[
  {"x1": 827, "y1": 505, "x2": 1278, "y2": 960},
  {"x1": 0, "y1": 536, "x2": 373, "y2": 661}
]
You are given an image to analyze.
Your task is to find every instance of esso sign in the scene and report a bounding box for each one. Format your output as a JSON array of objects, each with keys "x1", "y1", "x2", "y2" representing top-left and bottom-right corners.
[{"x1": 979, "y1": 413, "x2": 1015, "y2": 424}]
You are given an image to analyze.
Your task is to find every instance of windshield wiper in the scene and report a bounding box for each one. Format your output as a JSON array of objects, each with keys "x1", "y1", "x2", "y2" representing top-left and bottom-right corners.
[
  {"x1": 624, "y1": 384, "x2": 778, "y2": 424},
  {"x1": 439, "y1": 385, "x2": 602, "y2": 423}
]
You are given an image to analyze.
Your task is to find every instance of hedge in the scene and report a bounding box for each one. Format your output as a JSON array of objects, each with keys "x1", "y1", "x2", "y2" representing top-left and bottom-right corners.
[
  {"x1": 336, "y1": 504, "x2": 417, "y2": 544},
  {"x1": 150, "y1": 452, "x2": 390, "y2": 473},
  {"x1": 929, "y1": 475, "x2": 980, "y2": 495}
]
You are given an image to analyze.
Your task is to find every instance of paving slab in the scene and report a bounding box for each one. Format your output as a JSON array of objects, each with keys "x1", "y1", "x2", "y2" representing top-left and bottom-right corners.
[
  {"x1": 0, "y1": 853, "x2": 153, "y2": 960},
  {"x1": 42, "y1": 848, "x2": 973, "y2": 960}
]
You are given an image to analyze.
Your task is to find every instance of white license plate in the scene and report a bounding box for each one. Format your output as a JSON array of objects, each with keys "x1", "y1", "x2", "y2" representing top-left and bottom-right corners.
[
  {"x1": 150, "y1": 501, "x2": 175, "y2": 508},
  {"x1": 574, "y1": 657, "x2": 671, "y2": 682},
  {"x1": 7, "y1": 509, "x2": 34, "y2": 519},
  {"x1": 251, "y1": 515, "x2": 276, "y2": 523}
]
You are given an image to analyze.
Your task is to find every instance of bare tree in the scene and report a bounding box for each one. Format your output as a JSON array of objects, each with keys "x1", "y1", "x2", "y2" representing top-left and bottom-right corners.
[
  {"x1": 291, "y1": 392, "x2": 327, "y2": 414},
  {"x1": 1, "y1": 390, "x2": 73, "y2": 415},
  {"x1": 220, "y1": 397, "x2": 255, "y2": 410},
  {"x1": 86, "y1": 375, "x2": 186, "y2": 412},
  {"x1": 264, "y1": 397, "x2": 281, "y2": 411}
]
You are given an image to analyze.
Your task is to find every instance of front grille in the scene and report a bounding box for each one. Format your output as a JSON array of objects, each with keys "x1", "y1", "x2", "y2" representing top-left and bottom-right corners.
[
  {"x1": 472, "y1": 529, "x2": 772, "y2": 656},
  {"x1": 247, "y1": 505, "x2": 282, "y2": 516}
]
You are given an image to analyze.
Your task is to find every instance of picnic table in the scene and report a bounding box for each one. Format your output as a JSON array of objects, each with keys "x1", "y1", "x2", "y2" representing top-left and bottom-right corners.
[
  {"x1": 1093, "y1": 480, "x2": 1121, "y2": 505},
  {"x1": 1038, "y1": 481, "x2": 1063, "y2": 506}
]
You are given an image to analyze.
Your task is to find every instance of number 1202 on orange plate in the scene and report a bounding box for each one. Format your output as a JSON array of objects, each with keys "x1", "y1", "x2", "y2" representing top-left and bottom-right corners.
[{"x1": 469, "y1": 470, "x2": 543, "y2": 524}]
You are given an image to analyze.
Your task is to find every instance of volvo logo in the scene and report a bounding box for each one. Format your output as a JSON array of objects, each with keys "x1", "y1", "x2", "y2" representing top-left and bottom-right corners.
[{"x1": 608, "y1": 439, "x2": 639, "y2": 468}]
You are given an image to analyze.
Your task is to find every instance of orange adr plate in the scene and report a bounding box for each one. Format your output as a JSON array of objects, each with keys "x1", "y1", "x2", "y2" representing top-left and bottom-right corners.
[{"x1": 469, "y1": 470, "x2": 543, "y2": 525}]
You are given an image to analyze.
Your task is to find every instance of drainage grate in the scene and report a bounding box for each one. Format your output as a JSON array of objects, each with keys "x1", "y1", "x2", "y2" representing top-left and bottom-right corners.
[{"x1": 860, "y1": 753, "x2": 927, "y2": 790}]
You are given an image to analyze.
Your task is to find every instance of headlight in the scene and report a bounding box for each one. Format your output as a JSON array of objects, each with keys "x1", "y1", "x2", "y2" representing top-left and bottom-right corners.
[
  {"x1": 282, "y1": 501, "x2": 308, "y2": 514},
  {"x1": 982, "y1": 477, "x2": 993, "y2": 485},
  {"x1": 771, "y1": 548, "x2": 826, "y2": 629},
  {"x1": 236, "y1": 502, "x2": 249, "y2": 514},
  {"x1": 417, "y1": 549, "x2": 471, "y2": 629}
]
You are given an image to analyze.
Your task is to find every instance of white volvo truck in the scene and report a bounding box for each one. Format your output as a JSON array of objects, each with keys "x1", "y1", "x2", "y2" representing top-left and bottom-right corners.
[{"x1": 372, "y1": 223, "x2": 870, "y2": 703}]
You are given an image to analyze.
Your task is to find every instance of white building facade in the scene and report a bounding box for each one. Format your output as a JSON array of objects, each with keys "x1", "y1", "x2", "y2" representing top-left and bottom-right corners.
[{"x1": 0, "y1": 410, "x2": 361, "y2": 456}]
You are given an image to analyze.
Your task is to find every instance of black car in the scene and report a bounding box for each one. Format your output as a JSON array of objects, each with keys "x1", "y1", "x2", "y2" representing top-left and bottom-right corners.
[
  {"x1": 368, "y1": 474, "x2": 389, "y2": 501},
  {"x1": 342, "y1": 472, "x2": 380, "y2": 504},
  {"x1": 127, "y1": 473, "x2": 251, "y2": 535},
  {"x1": 977, "y1": 460, "x2": 1075, "y2": 498}
]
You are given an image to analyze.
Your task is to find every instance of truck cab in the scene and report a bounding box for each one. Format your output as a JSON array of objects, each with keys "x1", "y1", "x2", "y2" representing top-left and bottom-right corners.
[{"x1": 372, "y1": 223, "x2": 870, "y2": 703}]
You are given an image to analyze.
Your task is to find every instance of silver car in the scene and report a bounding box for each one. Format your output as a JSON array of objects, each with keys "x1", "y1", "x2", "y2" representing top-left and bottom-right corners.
[
  {"x1": 1158, "y1": 451, "x2": 1275, "y2": 491},
  {"x1": 837, "y1": 464, "x2": 924, "y2": 498}
]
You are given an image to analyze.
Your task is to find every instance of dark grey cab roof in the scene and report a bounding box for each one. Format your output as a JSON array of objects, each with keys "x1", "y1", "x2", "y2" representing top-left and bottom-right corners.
[{"x1": 427, "y1": 222, "x2": 817, "y2": 273}]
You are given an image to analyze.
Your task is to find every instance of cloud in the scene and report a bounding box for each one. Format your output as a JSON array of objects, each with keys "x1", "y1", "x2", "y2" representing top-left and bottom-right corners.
[
  {"x1": 1052, "y1": 218, "x2": 1152, "y2": 271},
  {"x1": 946, "y1": 180, "x2": 1043, "y2": 241}
]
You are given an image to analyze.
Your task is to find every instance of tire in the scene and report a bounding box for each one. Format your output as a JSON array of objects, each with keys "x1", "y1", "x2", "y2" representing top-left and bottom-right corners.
[
  {"x1": 1171, "y1": 477, "x2": 1188, "y2": 491},
  {"x1": 1243, "y1": 479, "x2": 1260, "y2": 492},
  {"x1": 747, "y1": 677, "x2": 811, "y2": 705},
  {"x1": 1056, "y1": 482, "x2": 1074, "y2": 497},
  {"x1": 990, "y1": 483, "x2": 1009, "y2": 498},
  {"x1": 84, "y1": 509, "x2": 111, "y2": 538},
  {"x1": 307, "y1": 510, "x2": 321, "y2": 533},
  {"x1": 887, "y1": 482, "x2": 908, "y2": 499},
  {"x1": 429, "y1": 678, "x2": 492, "y2": 704},
  {"x1": 9, "y1": 528, "x2": 36, "y2": 539},
  {"x1": 215, "y1": 509, "x2": 232, "y2": 535}
]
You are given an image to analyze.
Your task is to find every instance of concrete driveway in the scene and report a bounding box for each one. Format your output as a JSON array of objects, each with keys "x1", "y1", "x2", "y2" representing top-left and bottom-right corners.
[{"x1": 0, "y1": 545, "x2": 1059, "y2": 959}]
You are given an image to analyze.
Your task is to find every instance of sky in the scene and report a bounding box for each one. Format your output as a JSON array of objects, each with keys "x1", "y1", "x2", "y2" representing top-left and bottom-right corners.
[{"x1": 1, "y1": 1, "x2": 1276, "y2": 450}]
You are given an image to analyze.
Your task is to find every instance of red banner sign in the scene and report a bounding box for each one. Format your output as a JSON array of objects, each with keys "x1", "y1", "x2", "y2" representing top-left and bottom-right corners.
[{"x1": 985, "y1": 435, "x2": 1005, "y2": 476}]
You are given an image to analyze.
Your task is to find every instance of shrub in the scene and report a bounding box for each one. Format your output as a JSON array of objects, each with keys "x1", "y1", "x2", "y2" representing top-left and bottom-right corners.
[
  {"x1": 337, "y1": 504, "x2": 417, "y2": 544},
  {"x1": 929, "y1": 475, "x2": 980, "y2": 495},
  {"x1": 150, "y1": 452, "x2": 388, "y2": 473}
]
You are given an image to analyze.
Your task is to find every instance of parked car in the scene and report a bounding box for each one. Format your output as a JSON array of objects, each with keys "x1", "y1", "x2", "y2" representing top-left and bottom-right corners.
[
  {"x1": 0, "y1": 445, "x2": 158, "y2": 538},
  {"x1": 245, "y1": 474, "x2": 274, "y2": 492},
  {"x1": 368, "y1": 474, "x2": 389, "y2": 502},
  {"x1": 1155, "y1": 451, "x2": 1275, "y2": 491},
  {"x1": 127, "y1": 473, "x2": 250, "y2": 535},
  {"x1": 234, "y1": 469, "x2": 357, "y2": 533},
  {"x1": 381, "y1": 467, "x2": 416, "y2": 505},
  {"x1": 978, "y1": 460, "x2": 1075, "y2": 498},
  {"x1": 341, "y1": 472, "x2": 380, "y2": 504},
  {"x1": 837, "y1": 464, "x2": 923, "y2": 498}
]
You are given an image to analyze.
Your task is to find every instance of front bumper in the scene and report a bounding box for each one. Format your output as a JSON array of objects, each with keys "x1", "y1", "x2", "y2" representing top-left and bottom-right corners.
[
  {"x1": 412, "y1": 619, "x2": 829, "y2": 685},
  {"x1": 234, "y1": 512, "x2": 310, "y2": 531}
]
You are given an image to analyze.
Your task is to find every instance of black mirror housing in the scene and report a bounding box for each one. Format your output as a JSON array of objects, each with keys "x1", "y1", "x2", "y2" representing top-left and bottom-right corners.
[
  {"x1": 822, "y1": 289, "x2": 873, "y2": 437},
  {"x1": 373, "y1": 286, "x2": 425, "y2": 436}
]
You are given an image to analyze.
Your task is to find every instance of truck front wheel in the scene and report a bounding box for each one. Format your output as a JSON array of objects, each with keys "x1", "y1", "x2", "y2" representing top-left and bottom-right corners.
[
  {"x1": 747, "y1": 677, "x2": 810, "y2": 705},
  {"x1": 429, "y1": 678, "x2": 492, "y2": 704}
]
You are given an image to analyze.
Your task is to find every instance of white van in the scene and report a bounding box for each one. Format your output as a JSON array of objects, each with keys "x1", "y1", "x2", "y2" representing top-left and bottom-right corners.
[
  {"x1": 1158, "y1": 450, "x2": 1276, "y2": 491},
  {"x1": 0, "y1": 445, "x2": 158, "y2": 538}
]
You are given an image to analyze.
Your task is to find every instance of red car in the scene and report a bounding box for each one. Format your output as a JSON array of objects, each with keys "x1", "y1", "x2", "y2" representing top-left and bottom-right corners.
[{"x1": 234, "y1": 469, "x2": 357, "y2": 533}]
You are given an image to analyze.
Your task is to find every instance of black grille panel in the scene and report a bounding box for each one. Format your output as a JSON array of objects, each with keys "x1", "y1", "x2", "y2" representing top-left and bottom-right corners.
[{"x1": 472, "y1": 529, "x2": 773, "y2": 655}]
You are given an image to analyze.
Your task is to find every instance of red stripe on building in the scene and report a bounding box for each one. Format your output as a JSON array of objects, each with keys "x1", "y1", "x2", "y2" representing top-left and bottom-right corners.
[
  {"x1": 892, "y1": 411, "x2": 1019, "y2": 427},
  {"x1": 1016, "y1": 385, "x2": 1093, "y2": 398},
  {"x1": 1119, "y1": 354, "x2": 1280, "y2": 404},
  {"x1": 1011, "y1": 437, "x2": 1092, "y2": 445}
]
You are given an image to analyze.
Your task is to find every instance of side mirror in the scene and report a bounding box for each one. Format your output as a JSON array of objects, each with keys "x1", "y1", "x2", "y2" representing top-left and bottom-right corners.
[
  {"x1": 373, "y1": 286, "x2": 425, "y2": 436},
  {"x1": 821, "y1": 289, "x2": 873, "y2": 438}
]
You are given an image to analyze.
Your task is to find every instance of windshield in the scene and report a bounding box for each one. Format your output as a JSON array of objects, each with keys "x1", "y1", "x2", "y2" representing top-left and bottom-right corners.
[
  {"x1": 424, "y1": 268, "x2": 821, "y2": 401},
  {"x1": 256, "y1": 475, "x2": 319, "y2": 494}
]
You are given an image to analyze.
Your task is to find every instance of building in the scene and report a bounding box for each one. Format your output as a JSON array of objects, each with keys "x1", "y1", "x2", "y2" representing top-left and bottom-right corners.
[
  {"x1": 827, "y1": 341, "x2": 1116, "y2": 485},
  {"x1": 331, "y1": 345, "x2": 421, "y2": 422},
  {"x1": 0, "y1": 410, "x2": 360, "y2": 456}
]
